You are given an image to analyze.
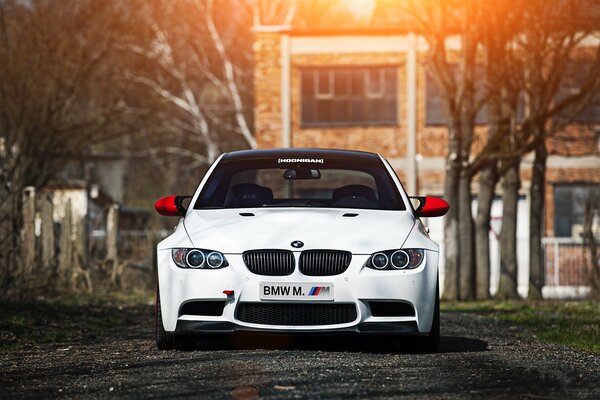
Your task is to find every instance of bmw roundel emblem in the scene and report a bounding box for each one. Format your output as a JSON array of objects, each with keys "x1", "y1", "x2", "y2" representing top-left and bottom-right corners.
[{"x1": 291, "y1": 240, "x2": 304, "y2": 249}]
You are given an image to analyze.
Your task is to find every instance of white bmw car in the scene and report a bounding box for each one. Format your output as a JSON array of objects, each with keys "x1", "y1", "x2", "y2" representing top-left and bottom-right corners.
[{"x1": 154, "y1": 149, "x2": 448, "y2": 352}]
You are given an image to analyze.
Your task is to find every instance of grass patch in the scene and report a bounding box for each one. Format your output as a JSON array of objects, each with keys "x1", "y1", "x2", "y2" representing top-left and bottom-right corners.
[
  {"x1": 443, "y1": 300, "x2": 600, "y2": 355},
  {"x1": 0, "y1": 292, "x2": 153, "y2": 351}
]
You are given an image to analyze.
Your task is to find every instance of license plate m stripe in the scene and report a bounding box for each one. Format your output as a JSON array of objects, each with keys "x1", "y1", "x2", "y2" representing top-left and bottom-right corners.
[{"x1": 308, "y1": 286, "x2": 322, "y2": 296}]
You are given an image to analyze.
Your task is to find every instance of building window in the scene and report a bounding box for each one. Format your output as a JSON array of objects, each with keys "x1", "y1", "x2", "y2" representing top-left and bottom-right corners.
[
  {"x1": 315, "y1": 70, "x2": 333, "y2": 99},
  {"x1": 555, "y1": 61, "x2": 600, "y2": 123},
  {"x1": 425, "y1": 66, "x2": 525, "y2": 126},
  {"x1": 300, "y1": 67, "x2": 397, "y2": 127},
  {"x1": 425, "y1": 71, "x2": 448, "y2": 126},
  {"x1": 554, "y1": 184, "x2": 600, "y2": 237}
]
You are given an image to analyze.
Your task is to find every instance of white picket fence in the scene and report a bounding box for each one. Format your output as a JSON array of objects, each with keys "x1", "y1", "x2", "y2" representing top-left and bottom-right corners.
[{"x1": 542, "y1": 237, "x2": 592, "y2": 299}]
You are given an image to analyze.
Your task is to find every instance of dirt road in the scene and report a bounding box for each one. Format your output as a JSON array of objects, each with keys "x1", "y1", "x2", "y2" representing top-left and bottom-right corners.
[{"x1": 1, "y1": 304, "x2": 598, "y2": 399}]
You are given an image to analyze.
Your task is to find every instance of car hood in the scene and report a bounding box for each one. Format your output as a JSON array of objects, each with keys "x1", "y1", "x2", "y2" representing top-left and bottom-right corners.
[{"x1": 181, "y1": 208, "x2": 418, "y2": 254}]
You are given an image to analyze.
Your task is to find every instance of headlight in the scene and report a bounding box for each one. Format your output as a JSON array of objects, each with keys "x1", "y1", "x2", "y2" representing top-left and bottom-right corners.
[
  {"x1": 186, "y1": 249, "x2": 205, "y2": 268},
  {"x1": 171, "y1": 248, "x2": 229, "y2": 269},
  {"x1": 371, "y1": 252, "x2": 389, "y2": 269},
  {"x1": 406, "y1": 249, "x2": 424, "y2": 268},
  {"x1": 366, "y1": 249, "x2": 424, "y2": 270},
  {"x1": 391, "y1": 250, "x2": 409, "y2": 269},
  {"x1": 206, "y1": 251, "x2": 225, "y2": 268}
]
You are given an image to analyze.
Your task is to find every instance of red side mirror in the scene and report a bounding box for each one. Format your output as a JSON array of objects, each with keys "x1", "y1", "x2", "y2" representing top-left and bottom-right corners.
[
  {"x1": 154, "y1": 195, "x2": 190, "y2": 217},
  {"x1": 412, "y1": 196, "x2": 449, "y2": 218}
]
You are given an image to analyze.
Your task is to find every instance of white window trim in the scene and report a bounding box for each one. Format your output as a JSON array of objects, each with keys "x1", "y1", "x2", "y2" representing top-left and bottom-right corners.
[
  {"x1": 366, "y1": 69, "x2": 384, "y2": 99},
  {"x1": 314, "y1": 70, "x2": 334, "y2": 99}
]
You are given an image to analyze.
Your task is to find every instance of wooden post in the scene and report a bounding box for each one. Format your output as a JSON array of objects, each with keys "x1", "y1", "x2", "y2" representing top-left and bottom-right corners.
[
  {"x1": 58, "y1": 199, "x2": 73, "y2": 289},
  {"x1": 73, "y1": 215, "x2": 86, "y2": 270},
  {"x1": 73, "y1": 215, "x2": 92, "y2": 292},
  {"x1": 21, "y1": 186, "x2": 36, "y2": 292},
  {"x1": 106, "y1": 204, "x2": 119, "y2": 262},
  {"x1": 106, "y1": 204, "x2": 121, "y2": 287},
  {"x1": 41, "y1": 192, "x2": 55, "y2": 277}
]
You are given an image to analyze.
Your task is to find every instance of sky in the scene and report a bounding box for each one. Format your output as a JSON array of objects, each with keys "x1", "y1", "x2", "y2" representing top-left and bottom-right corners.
[{"x1": 344, "y1": 0, "x2": 376, "y2": 21}]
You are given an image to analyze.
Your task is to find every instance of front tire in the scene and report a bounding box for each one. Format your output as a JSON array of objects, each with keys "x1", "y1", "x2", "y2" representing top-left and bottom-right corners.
[
  {"x1": 416, "y1": 280, "x2": 440, "y2": 353},
  {"x1": 156, "y1": 287, "x2": 175, "y2": 350},
  {"x1": 155, "y1": 287, "x2": 195, "y2": 350}
]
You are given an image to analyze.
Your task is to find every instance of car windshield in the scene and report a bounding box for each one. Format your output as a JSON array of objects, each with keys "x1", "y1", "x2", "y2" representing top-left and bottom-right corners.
[{"x1": 194, "y1": 157, "x2": 406, "y2": 210}]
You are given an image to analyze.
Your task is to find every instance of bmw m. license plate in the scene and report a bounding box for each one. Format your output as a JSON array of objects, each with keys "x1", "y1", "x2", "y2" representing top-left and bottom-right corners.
[{"x1": 260, "y1": 283, "x2": 334, "y2": 301}]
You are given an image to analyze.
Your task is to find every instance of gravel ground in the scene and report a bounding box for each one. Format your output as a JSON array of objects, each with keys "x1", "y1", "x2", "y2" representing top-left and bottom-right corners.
[{"x1": 1, "y1": 305, "x2": 599, "y2": 399}]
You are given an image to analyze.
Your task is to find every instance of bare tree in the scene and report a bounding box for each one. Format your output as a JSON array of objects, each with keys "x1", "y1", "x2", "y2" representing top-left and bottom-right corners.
[
  {"x1": 0, "y1": 0, "x2": 131, "y2": 295},
  {"x1": 474, "y1": 1, "x2": 524, "y2": 299},
  {"x1": 124, "y1": 0, "x2": 256, "y2": 182},
  {"x1": 405, "y1": 0, "x2": 600, "y2": 300},
  {"x1": 405, "y1": 0, "x2": 487, "y2": 300},
  {"x1": 486, "y1": 0, "x2": 600, "y2": 299},
  {"x1": 521, "y1": 0, "x2": 600, "y2": 299},
  {"x1": 473, "y1": 0, "x2": 600, "y2": 299}
]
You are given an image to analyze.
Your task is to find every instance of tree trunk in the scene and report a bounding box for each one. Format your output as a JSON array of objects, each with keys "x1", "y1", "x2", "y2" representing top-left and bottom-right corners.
[
  {"x1": 442, "y1": 155, "x2": 461, "y2": 301},
  {"x1": 475, "y1": 164, "x2": 498, "y2": 300},
  {"x1": 458, "y1": 169, "x2": 475, "y2": 300},
  {"x1": 528, "y1": 141, "x2": 547, "y2": 299},
  {"x1": 497, "y1": 163, "x2": 521, "y2": 299}
]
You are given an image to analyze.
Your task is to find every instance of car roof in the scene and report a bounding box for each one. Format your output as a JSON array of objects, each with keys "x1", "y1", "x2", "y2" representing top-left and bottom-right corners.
[{"x1": 222, "y1": 148, "x2": 381, "y2": 163}]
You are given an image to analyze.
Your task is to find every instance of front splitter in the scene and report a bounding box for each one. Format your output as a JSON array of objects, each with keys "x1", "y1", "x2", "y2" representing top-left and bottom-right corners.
[{"x1": 174, "y1": 320, "x2": 422, "y2": 336}]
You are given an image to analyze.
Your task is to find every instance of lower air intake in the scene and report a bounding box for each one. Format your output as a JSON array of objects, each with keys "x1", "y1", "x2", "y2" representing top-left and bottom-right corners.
[
  {"x1": 369, "y1": 301, "x2": 414, "y2": 317},
  {"x1": 179, "y1": 301, "x2": 225, "y2": 317},
  {"x1": 236, "y1": 302, "x2": 357, "y2": 326}
]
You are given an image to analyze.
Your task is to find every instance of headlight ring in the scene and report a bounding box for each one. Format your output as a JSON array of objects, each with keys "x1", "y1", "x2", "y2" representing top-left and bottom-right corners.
[
  {"x1": 366, "y1": 249, "x2": 424, "y2": 271},
  {"x1": 371, "y1": 252, "x2": 389, "y2": 269},
  {"x1": 185, "y1": 249, "x2": 205, "y2": 268},
  {"x1": 391, "y1": 250, "x2": 409, "y2": 269},
  {"x1": 206, "y1": 251, "x2": 225, "y2": 268}
]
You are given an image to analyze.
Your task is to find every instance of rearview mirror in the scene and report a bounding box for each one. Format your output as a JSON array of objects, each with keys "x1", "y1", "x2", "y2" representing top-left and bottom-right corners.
[
  {"x1": 411, "y1": 196, "x2": 449, "y2": 218},
  {"x1": 283, "y1": 168, "x2": 321, "y2": 180},
  {"x1": 155, "y1": 195, "x2": 191, "y2": 216}
]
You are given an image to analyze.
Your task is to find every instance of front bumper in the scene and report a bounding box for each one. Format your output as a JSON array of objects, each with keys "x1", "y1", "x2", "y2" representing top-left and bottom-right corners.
[{"x1": 158, "y1": 250, "x2": 439, "y2": 335}]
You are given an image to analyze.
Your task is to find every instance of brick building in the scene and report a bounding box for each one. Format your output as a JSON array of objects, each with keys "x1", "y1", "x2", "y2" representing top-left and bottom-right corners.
[{"x1": 252, "y1": 8, "x2": 600, "y2": 297}]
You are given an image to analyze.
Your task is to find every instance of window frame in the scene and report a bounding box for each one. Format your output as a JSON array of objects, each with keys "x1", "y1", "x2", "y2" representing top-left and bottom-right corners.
[
  {"x1": 424, "y1": 65, "x2": 526, "y2": 126},
  {"x1": 300, "y1": 66, "x2": 399, "y2": 128},
  {"x1": 554, "y1": 61, "x2": 600, "y2": 124},
  {"x1": 553, "y1": 183, "x2": 600, "y2": 238},
  {"x1": 314, "y1": 70, "x2": 334, "y2": 100}
]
